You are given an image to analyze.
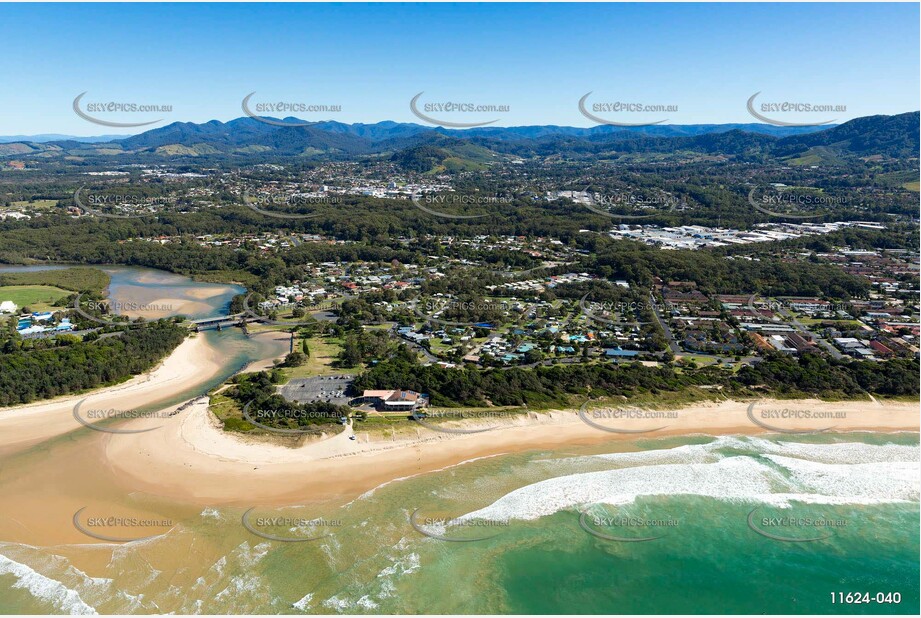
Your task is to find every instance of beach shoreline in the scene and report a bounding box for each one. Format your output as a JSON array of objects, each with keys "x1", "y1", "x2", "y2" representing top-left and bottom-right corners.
[
  {"x1": 0, "y1": 333, "x2": 224, "y2": 455},
  {"x1": 103, "y1": 396, "x2": 920, "y2": 508}
]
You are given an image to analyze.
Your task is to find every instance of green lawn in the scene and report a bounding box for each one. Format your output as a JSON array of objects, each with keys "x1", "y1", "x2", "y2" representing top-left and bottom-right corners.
[
  {"x1": 0, "y1": 285, "x2": 71, "y2": 311},
  {"x1": 676, "y1": 354, "x2": 720, "y2": 367},
  {"x1": 0, "y1": 267, "x2": 109, "y2": 294},
  {"x1": 427, "y1": 338, "x2": 456, "y2": 356},
  {"x1": 10, "y1": 199, "x2": 58, "y2": 209},
  {"x1": 280, "y1": 335, "x2": 360, "y2": 380}
]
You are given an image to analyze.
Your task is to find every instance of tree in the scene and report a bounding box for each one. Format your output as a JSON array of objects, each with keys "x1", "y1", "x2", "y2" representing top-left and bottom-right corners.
[
  {"x1": 338, "y1": 337, "x2": 363, "y2": 368},
  {"x1": 282, "y1": 351, "x2": 307, "y2": 367},
  {"x1": 524, "y1": 348, "x2": 544, "y2": 364}
]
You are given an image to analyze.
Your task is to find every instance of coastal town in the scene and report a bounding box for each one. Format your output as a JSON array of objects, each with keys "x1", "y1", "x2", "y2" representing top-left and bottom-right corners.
[
  {"x1": 3, "y1": 217, "x2": 917, "y2": 370},
  {"x1": 0, "y1": 2, "x2": 919, "y2": 616}
]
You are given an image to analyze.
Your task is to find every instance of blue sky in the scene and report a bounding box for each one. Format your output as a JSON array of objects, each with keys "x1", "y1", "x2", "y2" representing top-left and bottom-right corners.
[{"x1": 1, "y1": 2, "x2": 918, "y2": 135}]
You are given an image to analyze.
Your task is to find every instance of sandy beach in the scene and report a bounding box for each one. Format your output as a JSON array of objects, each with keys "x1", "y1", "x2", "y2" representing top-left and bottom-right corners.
[
  {"x1": 104, "y1": 396, "x2": 920, "y2": 507},
  {"x1": 0, "y1": 333, "x2": 224, "y2": 455},
  {"x1": 0, "y1": 326, "x2": 293, "y2": 456},
  {"x1": 116, "y1": 285, "x2": 233, "y2": 320},
  {"x1": 240, "y1": 330, "x2": 292, "y2": 372}
]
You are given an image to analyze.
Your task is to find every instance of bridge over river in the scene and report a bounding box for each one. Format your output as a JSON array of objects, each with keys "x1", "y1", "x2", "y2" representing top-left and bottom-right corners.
[{"x1": 189, "y1": 314, "x2": 250, "y2": 331}]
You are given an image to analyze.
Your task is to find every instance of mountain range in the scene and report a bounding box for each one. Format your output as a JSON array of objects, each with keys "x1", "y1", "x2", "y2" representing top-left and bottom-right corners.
[
  {"x1": 1, "y1": 112, "x2": 917, "y2": 168},
  {"x1": 0, "y1": 134, "x2": 123, "y2": 144}
]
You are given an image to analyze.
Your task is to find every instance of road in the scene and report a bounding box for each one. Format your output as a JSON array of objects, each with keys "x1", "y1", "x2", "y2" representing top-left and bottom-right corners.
[
  {"x1": 776, "y1": 306, "x2": 845, "y2": 360},
  {"x1": 387, "y1": 323, "x2": 439, "y2": 364},
  {"x1": 649, "y1": 292, "x2": 682, "y2": 355}
]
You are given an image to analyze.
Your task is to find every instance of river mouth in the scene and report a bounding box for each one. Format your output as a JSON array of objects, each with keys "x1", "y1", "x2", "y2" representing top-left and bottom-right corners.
[
  {"x1": 0, "y1": 263, "x2": 272, "y2": 411},
  {"x1": 0, "y1": 263, "x2": 290, "y2": 543},
  {"x1": 0, "y1": 263, "x2": 244, "y2": 319}
]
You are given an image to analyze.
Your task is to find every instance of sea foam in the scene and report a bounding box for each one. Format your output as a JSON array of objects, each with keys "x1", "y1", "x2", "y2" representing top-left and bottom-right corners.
[
  {"x1": 0, "y1": 553, "x2": 98, "y2": 615},
  {"x1": 461, "y1": 437, "x2": 920, "y2": 522}
]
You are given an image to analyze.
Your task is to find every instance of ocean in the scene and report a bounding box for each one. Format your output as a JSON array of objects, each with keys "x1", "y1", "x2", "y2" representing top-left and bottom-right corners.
[{"x1": 1, "y1": 432, "x2": 917, "y2": 614}]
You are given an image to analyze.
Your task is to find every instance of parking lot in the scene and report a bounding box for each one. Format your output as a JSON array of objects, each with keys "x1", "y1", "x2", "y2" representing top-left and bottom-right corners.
[{"x1": 278, "y1": 375, "x2": 354, "y2": 405}]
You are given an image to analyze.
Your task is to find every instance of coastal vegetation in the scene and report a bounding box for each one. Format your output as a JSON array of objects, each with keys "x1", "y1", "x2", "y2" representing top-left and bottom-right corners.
[
  {"x1": 217, "y1": 370, "x2": 350, "y2": 433},
  {"x1": 0, "y1": 266, "x2": 109, "y2": 294},
  {"x1": 352, "y1": 351, "x2": 919, "y2": 409},
  {"x1": 0, "y1": 320, "x2": 186, "y2": 406}
]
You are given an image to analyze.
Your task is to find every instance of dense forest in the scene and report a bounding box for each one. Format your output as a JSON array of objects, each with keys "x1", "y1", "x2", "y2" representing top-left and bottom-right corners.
[
  {"x1": 0, "y1": 267, "x2": 109, "y2": 293},
  {"x1": 0, "y1": 321, "x2": 186, "y2": 406},
  {"x1": 352, "y1": 351, "x2": 919, "y2": 409}
]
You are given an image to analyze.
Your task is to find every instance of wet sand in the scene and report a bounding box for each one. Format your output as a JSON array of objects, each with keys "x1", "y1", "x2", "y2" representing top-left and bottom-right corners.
[
  {"x1": 103, "y1": 397, "x2": 920, "y2": 507},
  {"x1": 0, "y1": 394, "x2": 915, "y2": 549}
]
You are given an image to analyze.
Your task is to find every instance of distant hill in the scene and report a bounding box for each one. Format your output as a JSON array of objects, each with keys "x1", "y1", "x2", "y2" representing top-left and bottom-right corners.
[
  {"x1": 437, "y1": 123, "x2": 826, "y2": 141},
  {"x1": 773, "y1": 112, "x2": 920, "y2": 159},
  {"x1": 389, "y1": 136, "x2": 496, "y2": 173},
  {"x1": 1, "y1": 112, "x2": 916, "y2": 163},
  {"x1": 0, "y1": 133, "x2": 124, "y2": 144},
  {"x1": 118, "y1": 117, "x2": 277, "y2": 151},
  {"x1": 455, "y1": 114, "x2": 919, "y2": 161}
]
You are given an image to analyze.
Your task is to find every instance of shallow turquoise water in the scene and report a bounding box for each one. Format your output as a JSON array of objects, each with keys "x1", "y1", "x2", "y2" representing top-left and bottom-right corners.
[
  {"x1": 1, "y1": 432, "x2": 918, "y2": 614},
  {"x1": 287, "y1": 433, "x2": 919, "y2": 615}
]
